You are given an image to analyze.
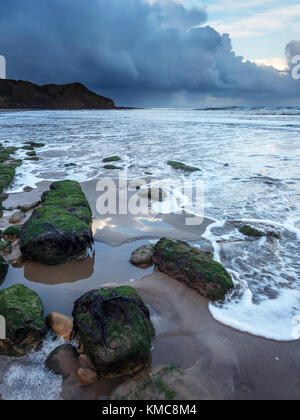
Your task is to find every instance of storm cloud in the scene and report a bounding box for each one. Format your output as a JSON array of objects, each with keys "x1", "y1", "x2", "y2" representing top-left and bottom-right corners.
[{"x1": 0, "y1": 0, "x2": 299, "y2": 106}]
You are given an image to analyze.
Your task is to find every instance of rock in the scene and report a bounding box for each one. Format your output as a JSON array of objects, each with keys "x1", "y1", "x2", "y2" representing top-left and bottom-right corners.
[
  {"x1": 45, "y1": 344, "x2": 79, "y2": 379},
  {"x1": 3, "y1": 225, "x2": 22, "y2": 240},
  {"x1": 26, "y1": 151, "x2": 37, "y2": 157},
  {"x1": 8, "y1": 246, "x2": 23, "y2": 267},
  {"x1": 167, "y1": 161, "x2": 200, "y2": 172},
  {"x1": 23, "y1": 186, "x2": 33, "y2": 192},
  {"x1": 152, "y1": 238, "x2": 234, "y2": 301},
  {"x1": 111, "y1": 366, "x2": 185, "y2": 400},
  {"x1": 130, "y1": 245, "x2": 154, "y2": 268},
  {"x1": 103, "y1": 156, "x2": 121, "y2": 163},
  {"x1": 0, "y1": 255, "x2": 8, "y2": 280},
  {"x1": 20, "y1": 180, "x2": 93, "y2": 265},
  {"x1": 104, "y1": 165, "x2": 122, "y2": 170},
  {"x1": 46, "y1": 312, "x2": 73, "y2": 340},
  {"x1": 0, "y1": 79, "x2": 115, "y2": 110},
  {"x1": 0, "y1": 240, "x2": 12, "y2": 254},
  {"x1": 0, "y1": 284, "x2": 46, "y2": 356},
  {"x1": 17, "y1": 201, "x2": 40, "y2": 212},
  {"x1": 239, "y1": 225, "x2": 265, "y2": 238},
  {"x1": 71, "y1": 286, "x2": 155, "y2": 378},
  {"x1": 24, "y1": 142, "x2": 45, "y2": 148},
  {"x1": 77, "y1": 368, "x2": 98, "y2": 386},
  {"x1": 9, "y1": 211, "x2": 26, "y2": 224},
  {"x1": 78, "y1": 353, "x2": 96, "y2": 371},
  {"x1": 138, "y1": 187, "x2": 167, "y2": 202}
]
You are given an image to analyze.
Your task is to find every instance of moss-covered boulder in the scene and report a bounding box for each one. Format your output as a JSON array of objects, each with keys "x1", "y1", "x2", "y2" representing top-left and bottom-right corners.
[
  {"x1": 20, "y1": 180, "x2": 93, "y2": 265},
  {"x1": 0, "y1": 255, "x2": 9, "y2": 280},
  {"x1": 111, "y1": 366, "x2": 185, "y2": 400},
  {"x1": 71, "y1": 286, "x2": 155, "y2": 378},
  {"x1": 3, "y1": 225, "x2": 22, "y2": 240},
  {"x1": 0, "y1": 284, "x2": 46, "y2": 357},
  {"x1": 104, "y1": 164, "x2": 122, "y2": 170},
  {"x1": 153, "y1": 238, "x2": 233, "y2": 301}
]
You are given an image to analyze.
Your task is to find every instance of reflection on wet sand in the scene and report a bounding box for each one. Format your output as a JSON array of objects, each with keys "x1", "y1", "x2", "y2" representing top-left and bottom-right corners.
[
  {"x1": 0, "y1": 179, "x2": 300, "y2": 400},
  {"x1": 24, "y1": 252, "x2": 95, "y2": 285}
]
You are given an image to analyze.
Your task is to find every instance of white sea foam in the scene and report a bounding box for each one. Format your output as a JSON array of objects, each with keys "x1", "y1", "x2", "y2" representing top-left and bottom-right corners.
[{"x1": 0, "y1": 334, "x2": 64, "y2": 400}]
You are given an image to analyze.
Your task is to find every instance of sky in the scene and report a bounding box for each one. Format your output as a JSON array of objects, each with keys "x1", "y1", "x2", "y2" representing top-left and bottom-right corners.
[{"x1": 0, "y1": 0, "x2": 299, "y2": 107}]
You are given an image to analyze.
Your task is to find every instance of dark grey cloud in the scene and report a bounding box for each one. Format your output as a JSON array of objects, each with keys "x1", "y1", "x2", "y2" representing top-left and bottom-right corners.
[{"x1": 0, "y1": 0, "x2": 299, "y2": 106}]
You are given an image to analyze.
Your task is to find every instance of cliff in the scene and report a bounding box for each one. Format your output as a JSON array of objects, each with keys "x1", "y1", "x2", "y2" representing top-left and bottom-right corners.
[{"x1": 0, "y1": 80, "x2": 115, "y2": 110}]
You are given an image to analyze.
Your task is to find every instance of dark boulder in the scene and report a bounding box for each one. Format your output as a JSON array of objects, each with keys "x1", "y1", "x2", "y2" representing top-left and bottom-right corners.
[
  {"x1": 152, "y1": 238, "x2": 233, "y2": 301},
  {"x1": 20, "y1": 180, "x2": 93, "y2": 265},
  {"x1": 0, "y1": 284, "x2": 46, "y2": 357},
  {"x1": 71, "y1": 286, "x2": 155, "y2": 378}
]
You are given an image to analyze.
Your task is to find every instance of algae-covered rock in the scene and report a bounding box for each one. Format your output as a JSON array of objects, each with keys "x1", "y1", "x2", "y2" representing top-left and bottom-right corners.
[
  {"x1": 71, "y1": 286, "x2": 155, "y2": 378},
  {"x1": 167, "y1": 161, "x2": 200, "y2": 172},
  {"x1": 3, "y1": 225, "x2": 22, "y2": 240},
  {"x1": 103, "y1": 156, "x2": 121, "y2": 163},
  {"x1": 153, "y1": 238, "x2": 233, "y2": 301},
  {"x1": 239, "y1": 225, "x2": 264, "y2": 238},
  {"x1": 104, "y1": 164, "x2": 122, "y2": 170},
  {"x1": 0, "y1": 284, "x2": 46, "y2": 357},
  {"x1": 0, "y1": 255, "x2": 8, "y2": 280},
  {"x1": 20, "y1": 180, "x2": 93, "y2": 265},
  {"x1": 111, "y1": 366, "x2": 185, "y2": 400}
]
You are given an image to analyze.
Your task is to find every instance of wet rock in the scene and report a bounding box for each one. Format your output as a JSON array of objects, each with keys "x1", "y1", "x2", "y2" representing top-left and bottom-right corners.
[
  {"x1": 153, "y1": 238, "x2": 234, "y2": 301},
  {"x1": 78, "y1": 353, "x2": 96, "y2": 371},
  {"x1": 130, "y1": 245, "x2": 154, "y2": 268},
  {"x1": 71, "y1": 286, "x2": 155, "y2": 378},
  {"x1": 0, "y1": 284, "x2": 46, "y2": 357},
  {"x1": 20, "y1": 180, "x2": 93, "y2": 265},
  {"x1": 104, "y1": 164, "x2": 122, "y2": 170},
  {"x1": 103, "y1": 156, "x2": 121, "y2": 163},
  {"x1": 45, "y1": 344, "x2": 79, "y2": 379},
  {"x1": 3, "y1": 225, "x2": 22, "y2": 240},
  {"x1": 77, "y1": 368, "x2": 98, "y2": 386},
  {"x1": 9, "y1": 211, "x2": 26, "y2": 224},
  {"x1": 24, "y1": 142, "x2": 45, "y2": 148},
  {"x1": 0, "y1": 255, "x2": 8, "y2": 280},
  {"x1": 167, "y1": 161, "x2": 200, "y2": 172},
  {"x1": 239, "y1": 225, "x2": 265, "y2": 238},
  {"x1": 138, "y1": 187, "x2": 167, "y2": 202},
  {"x1": 111, "y1": 366, "x2": 185, "y2": 400},
  {"x1": 8, "y1": 246, "x2": 23, "y2": 267},
  {"x1": 46, "y1": 312, "x2": 73, "y2": 340},
  {"x1": 17, "y1": 201, "x2": 40, "y2": 213},
  {"x1": 0, "y1": 240, "x2": 12, "y2": 254},
  {"x1": 23, "y1": 186, "x2": 33, "y2": 192}
]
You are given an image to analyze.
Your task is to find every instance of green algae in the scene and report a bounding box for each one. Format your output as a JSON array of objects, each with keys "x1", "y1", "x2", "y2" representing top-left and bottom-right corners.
[
  {"x1": 167, "y1": 161, "x2": 200, "y2": 172},
  {"x1": 103, "y1": 156, "x2": 121, "y2": 163}
]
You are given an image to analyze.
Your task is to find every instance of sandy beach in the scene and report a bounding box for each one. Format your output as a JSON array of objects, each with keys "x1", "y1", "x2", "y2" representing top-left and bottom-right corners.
[{"x1": 0, "y1": 179, "x2": 299, "y2": 400}]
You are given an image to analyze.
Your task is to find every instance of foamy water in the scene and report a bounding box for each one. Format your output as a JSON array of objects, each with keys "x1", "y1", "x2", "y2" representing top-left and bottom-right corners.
[{"x1": 1, "y1": 107, "x2": 300, "y2": 342}]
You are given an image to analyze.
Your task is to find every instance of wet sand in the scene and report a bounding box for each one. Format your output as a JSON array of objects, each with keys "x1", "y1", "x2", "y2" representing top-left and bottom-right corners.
[{"x1": 0, "y1": 179, "x2": 300, "y2": 400}]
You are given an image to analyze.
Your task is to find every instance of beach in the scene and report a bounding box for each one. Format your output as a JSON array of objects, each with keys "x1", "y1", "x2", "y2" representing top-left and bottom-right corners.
[{"x1": 0, "y1": 108, "x2": 299, "y2": 400}]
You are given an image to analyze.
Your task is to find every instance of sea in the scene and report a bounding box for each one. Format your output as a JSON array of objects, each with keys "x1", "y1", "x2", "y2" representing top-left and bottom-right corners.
[{"x1": 1, "y1": 106, "x2": 300, "y2": 343}]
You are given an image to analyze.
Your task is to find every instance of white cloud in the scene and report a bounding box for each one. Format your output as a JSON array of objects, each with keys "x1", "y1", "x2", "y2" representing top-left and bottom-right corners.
[
  {"x1": 251, "y1": 57, "x2": 288, "y2": 70},
  {"x1": 209, "y1": 4, "x2": 300, "y2": 39}
]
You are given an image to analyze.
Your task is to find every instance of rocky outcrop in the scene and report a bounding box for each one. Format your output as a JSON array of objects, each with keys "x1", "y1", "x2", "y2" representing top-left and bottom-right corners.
[
  {"x1": 20, "y1": 180, "x2": 93, "y2": 265},
  {"x1": 45, "y1": 344, "x2": 79, "y2": 379},
  {"x1": 0, "y1": 284, "x2": 46, "y2": 357},
  {"x1": 153, "y1": 238, "x2": 233, "y2": 301},
  {"x1": 71, "y1": 286, "x2": 155, "y2": 378},
  {"x1": 0, "y1": 79, "x2": 115, "y2": 110}
]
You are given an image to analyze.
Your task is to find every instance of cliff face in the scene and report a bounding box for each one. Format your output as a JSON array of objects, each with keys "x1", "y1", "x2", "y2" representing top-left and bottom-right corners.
[{"x1": 0, "y1": 80, "x2": 115, "y2": 110}]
